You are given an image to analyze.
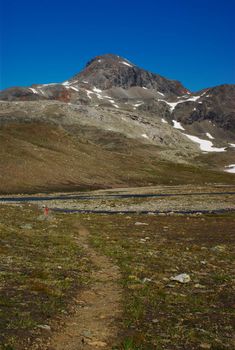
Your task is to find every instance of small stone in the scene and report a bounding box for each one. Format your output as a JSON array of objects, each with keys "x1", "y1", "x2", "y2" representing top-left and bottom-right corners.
[
  {"x1": 194, "y1": 283, "x2": 205, "y2": 289},
  {"x1": 152, "y1": 319, "x2": 159, "y2": 323},
  {"x1": 211, "y1": 245, "x2": 226, "y2": 253},
  {"x1": 142, "y1": 277, "x2": 152, "y2": 283},
  {"x1": 87, "y1": 340, "x2": 107, "y2": 347},
  {"x1": 200, "y1": 260, "x2": 207, "y2": 265},
  {"x1": 200, "y1": 343, "x2": 211, "y2": 349},
  {"x1": 170, "y1": 273, "x2": 191, "y2": 284},
  {"x1": 20, "y1": 224, "x2": 32, "y2": 229},
  {"x1": 135, "y1": 222, "x2": 149, "y2": 226},
  {"x1": 82, "y1": 330, "x2": 92, "y2": 338},
  {"x1": 37, "y1": 324, "x2": 51, "y2": 331}
]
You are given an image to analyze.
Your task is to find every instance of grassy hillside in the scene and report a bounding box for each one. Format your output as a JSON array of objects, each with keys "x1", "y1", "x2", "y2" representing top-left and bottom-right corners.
[{"x1": 0, "y1": 122, "x2": 234, "y2": 194}]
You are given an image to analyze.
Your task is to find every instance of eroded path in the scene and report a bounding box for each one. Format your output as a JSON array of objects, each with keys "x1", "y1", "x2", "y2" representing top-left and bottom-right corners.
[{"x1": 47, "y1": 224, "x2": 122, "y2": 349}]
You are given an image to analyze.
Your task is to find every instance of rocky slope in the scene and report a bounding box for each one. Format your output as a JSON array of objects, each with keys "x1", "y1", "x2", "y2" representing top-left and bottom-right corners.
[{"x1": 0, "y1": 54, "x2": 234, "y2": 193}]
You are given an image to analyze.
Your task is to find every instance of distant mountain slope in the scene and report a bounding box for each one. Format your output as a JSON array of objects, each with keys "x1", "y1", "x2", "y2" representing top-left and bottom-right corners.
[{"x1": 0, "y1": 54, "x2": 234, "y2": 193}]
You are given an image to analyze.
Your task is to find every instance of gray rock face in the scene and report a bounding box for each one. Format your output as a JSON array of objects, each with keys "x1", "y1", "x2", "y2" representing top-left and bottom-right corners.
[
  {"x1": 0, "y1": 87, "x2": 45, "y2": 101},
  {"x1": 71, "y1": 54, "x2": 189, "y2": 96},
  {"x1": 0, "y1": 54, "x2": 234, "y2": 136},
  {"x1": 173, "y1": 85, "x2": 235, "y2": 131}
]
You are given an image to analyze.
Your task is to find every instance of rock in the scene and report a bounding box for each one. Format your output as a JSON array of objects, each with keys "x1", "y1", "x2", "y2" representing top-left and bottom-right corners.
[
  {"x1": 37, "y1": 324, "x2": 51, "y2": 331},
  {"x1": 142, "y1": 277, "x2": 152, "y2": 283},
  {"x1": 194, "y1": 283, "x2": 205, "y2": 289},
  {"x1": 211, "y1": 245, "x2": 226, "y2": 253},
  {"x1": 135, "y1": 222, "x2": 149, "y2": 226},
  {"x1": 200, "y1": 260, "x2": 207, "y2": 265},
  {"x1": 170, "y1": 273, "x2": 191, "y2": 284},
  {"x1": 87, "y1": 340, "x2": 107, "y2": 347},
  {"x1": 81, "y1": 330, "x2": 93, "y2": 338},
  {"x1": 200, "y1": 343, "x2": 211, "y2": 349},
  {"x1": 152, "y1": 319, "x2": 159, "y2": 323},
  {"x1": 20, "y1": 224, "x2": 32, "y2": 229}
]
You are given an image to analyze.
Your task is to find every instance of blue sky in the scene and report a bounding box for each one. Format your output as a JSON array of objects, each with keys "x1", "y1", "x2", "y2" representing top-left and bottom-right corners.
[{"x1": 1, "y1": 0, "x2": 234, "y2": 91}]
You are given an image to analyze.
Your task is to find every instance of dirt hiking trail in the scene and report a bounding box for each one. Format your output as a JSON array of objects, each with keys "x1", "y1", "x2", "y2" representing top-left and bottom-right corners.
[{"x1": 47, "y1": 224, "x2": 123, "y2": 349}]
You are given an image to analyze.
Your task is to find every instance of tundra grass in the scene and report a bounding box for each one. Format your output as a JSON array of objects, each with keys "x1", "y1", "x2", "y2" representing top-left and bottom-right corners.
[
  {"x1": 81, "y1": 213, "x2": 235, "y2": 350},
  {"x1": 0, "y1": 205, "x2": 91, "y2": 350}
]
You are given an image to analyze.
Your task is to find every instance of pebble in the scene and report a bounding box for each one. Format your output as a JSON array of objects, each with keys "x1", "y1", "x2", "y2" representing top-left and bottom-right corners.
[
  {"x1": 37, "y1": 324, "x2": 51, "y2": 331},
  {"x1": 20, "y1": 224, "x2": 32, "y2": 229},
  {"x1": 135, "y1": 222, "x2": 149, "y2": 226},
  {"x1": 200, "y1": 343, "x2": 211, "y2": 349},
  {"x1": 87, "y1": 340, "x2": 107, "y2": 347},
  {"x1": 211, "y1": 245, "x2": 226, "y2": 253},
  {"x1": 170, "y1": 273, "x2": 191, "y2": 284}
]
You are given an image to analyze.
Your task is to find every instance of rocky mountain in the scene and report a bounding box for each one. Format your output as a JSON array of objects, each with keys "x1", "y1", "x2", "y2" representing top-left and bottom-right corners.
[{"x1": 0, "y1": 54, "x2": 234, "y2": 193}]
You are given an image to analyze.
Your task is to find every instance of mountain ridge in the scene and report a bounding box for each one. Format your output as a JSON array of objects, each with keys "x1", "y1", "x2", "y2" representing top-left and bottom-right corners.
[{"x1": 0, "y1": 54, "x2": 234, "y2": 193}]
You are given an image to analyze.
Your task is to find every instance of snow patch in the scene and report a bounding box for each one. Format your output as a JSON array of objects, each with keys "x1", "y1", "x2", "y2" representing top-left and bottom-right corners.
[
  {"x1": 69, "y1": 86, "x2": 79, "y2": 92},
  {"x1": 157, "y1": 91, "x2": 165, "y2": 97},
  {"x1": 93, "y1": 87, "x2": 102, "y2": 93},
  {"x1": 39, "y1": 89, "x2": 46, "y2": 96},
  {"x1": 159, "y1": 100, "x2": 179, "y2": 112},
  {"x1": 224, "y1": 164, "x2": 235, "y2": 173},
  {"x1": 29, "y1": 88, "x2": 38, "y2": 94},
  {"x1": 229, "y1": 143, "x2": 235, "y2": 148},
  {"x1": 184, "y1": 134, "x2": 226, "y2": 152},
  {"x1": 86, "y1": 90, "x2": 93, "y2": 99},
  {"x1": 159, "y1": 94, "x2": 202, "y2": 112},
  {"x1": 133, "y1": 102, "x2": 143, "y2": 107},
  {"x1": 121, "y1": 61, "x2": 133, "y2": 67},
  {"x1": 205, "y1": 132, "x2": 214, "y2": 140},
  {"x1": 42, "y1": 83, "x2": 57, "y2": 87},
  {"x1": 185, "y1": 95, "x2": 201, "y2": 102},
  {"x1": 142, "y1": 134, "x2": 149, "y2": 139},
  {"x1": 161, "y1": 118, "x2": 168, "y2": 124},
  {"x1": 172, "y1": 120, "x2": 185, "y2": 130},
  {"x1": 109, "y1": 99, "x2": 119, "y2": 108}
]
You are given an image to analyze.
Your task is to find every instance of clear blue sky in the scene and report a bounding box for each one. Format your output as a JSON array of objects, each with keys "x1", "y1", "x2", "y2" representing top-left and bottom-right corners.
[{"x1": 1, "y1": 0, "x2": 234, "y2": 91}]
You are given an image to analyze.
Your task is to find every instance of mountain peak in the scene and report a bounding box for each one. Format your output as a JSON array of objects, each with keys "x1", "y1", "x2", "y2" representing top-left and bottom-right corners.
[
  {"x1": 68, "y1": 54, "x2": 187, "y2": 95},
  {"x1": 85, "y1": 54, "x2": 135, "y2": 69}
]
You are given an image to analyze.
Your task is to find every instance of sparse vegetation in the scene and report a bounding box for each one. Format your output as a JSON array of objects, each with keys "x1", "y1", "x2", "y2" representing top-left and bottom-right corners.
[
  {"x1": 0, "y1": 205, "x2": 92, "y2": 349},
  {"x1": 1, "y1": 203, "x2": 234, "y2": 349},
  {"x1": 81, "y1": 212, "x2": 235, "y2": 349},
  {"x1": 0, "y1": 122, "x2": 235, "y2": 194}
]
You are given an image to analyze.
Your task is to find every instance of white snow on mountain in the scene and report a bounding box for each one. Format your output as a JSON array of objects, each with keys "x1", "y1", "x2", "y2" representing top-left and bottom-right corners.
[
  {"x1": 142, "y1": 134, "x2": 149, "y2": 139},
  {"x1": 133, "y1": 102, "x2": 144, "y2": 107},
  {"x1": 206, "y1": 132, "x2": 214, "y2": 140},
  {"x1": 93, "y1": 87, "x2": 102, "y2": 93},
  {"x1": 121, "y1": 61, "x2": 133, "y2": 67},
  {"x1": 184, "y1": 134, "x2": 226, "y2": 152},
  {"x1": 173, "y1": 120, "x2": 185, "y2": 130},
  {"x1": 69, "y1": 86, "x2": 79, "y2": 92},
  {"x1": 224, "y1": 164, "x2": 235, "y2": 173},
  {"x1": 29, "y1": 88, "x2": 38, "y2": 94},
  {"x1": 159, "y1": 94, "x2": 202, "y2": 112}
]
